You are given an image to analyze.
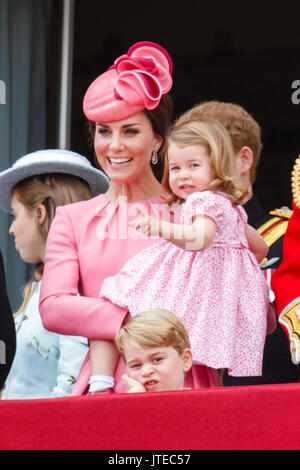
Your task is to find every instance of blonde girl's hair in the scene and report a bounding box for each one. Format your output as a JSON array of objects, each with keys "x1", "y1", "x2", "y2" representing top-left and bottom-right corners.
[
  {"x1": 13, "y1": 173, "x2": 92, "y2": 317},
  {"x1": 162, "y1": 119, "x2": 248, "y2": 206},
  {"x1": 115, "y1": 309, "x2": 191, "y2": 362},
  {"x1": 175, "y1": 101, "x2": 263, "y2": 185}
]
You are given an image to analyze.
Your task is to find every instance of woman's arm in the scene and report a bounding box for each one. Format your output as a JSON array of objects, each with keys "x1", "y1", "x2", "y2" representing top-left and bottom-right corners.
[
  {"x1": 129, "y1": 207, "x2": 216, "y2": 251},
  {"x1": 245, "y1": 224, "x2": 268, "y2": 263},
  {"x1": 39, "y1": 206, "x2": 127, "y2": 339}
]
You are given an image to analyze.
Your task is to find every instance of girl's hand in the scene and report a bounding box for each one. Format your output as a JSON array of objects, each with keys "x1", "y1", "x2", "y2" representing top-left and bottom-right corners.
[
  {"x1": 128, "y1": 206, "x2": 160, "y2": 237},
  {"x1": 122, "y1": 374, "x2": 146, "y2": 393}
]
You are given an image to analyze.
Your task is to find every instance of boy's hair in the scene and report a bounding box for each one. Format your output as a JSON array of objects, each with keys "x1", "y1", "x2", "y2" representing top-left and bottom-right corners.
[
  {"x1": 162, "y1": 119, "x2": 247, "y2": 206},
  {"x1": 175, "y1": 100, "x2": 263, "y2": 184},
  {"x1": 115, "y1": 309, "x2": 191, "y2": 362}
]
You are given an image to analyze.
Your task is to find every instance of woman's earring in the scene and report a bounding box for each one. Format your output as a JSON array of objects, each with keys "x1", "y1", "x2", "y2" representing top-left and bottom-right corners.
[{"x1": 151, "y1": 148, "x2": 158, "y2": 165}]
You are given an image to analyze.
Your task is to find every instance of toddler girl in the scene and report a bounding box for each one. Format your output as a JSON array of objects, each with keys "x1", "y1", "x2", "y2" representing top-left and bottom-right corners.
[
  {"x1": 115, "y1": 309, "x2": 193, "y2": 393},
  {"x1": 88, "y1": 119, "x2": 273, "y2": 394}
]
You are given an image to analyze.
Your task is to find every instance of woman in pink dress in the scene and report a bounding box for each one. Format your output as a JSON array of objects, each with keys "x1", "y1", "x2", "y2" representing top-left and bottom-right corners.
[
  {"x1": 39, "y1": 42, "x2": 222, "y2": 395},
  {"x1": 91, "y1": 119, "x2": 275, "y2": 385}
]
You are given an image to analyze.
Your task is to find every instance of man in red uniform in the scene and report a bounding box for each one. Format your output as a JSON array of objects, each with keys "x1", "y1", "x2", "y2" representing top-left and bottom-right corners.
[{"x1": 272, "y1": 156, "x2": 300, "y2": 367}]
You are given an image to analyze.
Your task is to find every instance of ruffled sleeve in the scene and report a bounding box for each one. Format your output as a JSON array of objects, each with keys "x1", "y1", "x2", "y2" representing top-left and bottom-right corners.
[{"x1": 182, "y1": 191, "x2": 225, "y2": 225}]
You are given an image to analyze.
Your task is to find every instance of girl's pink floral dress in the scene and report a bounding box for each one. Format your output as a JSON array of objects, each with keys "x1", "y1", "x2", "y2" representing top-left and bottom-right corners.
[{"x1": 101, "y1": 191, "x2": 271, "y2": 377}]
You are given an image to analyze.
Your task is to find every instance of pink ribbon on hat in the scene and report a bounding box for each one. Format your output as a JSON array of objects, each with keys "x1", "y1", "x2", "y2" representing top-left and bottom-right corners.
[{"x1": 109, "y1": 41, "x2": 173, "y2": 110}]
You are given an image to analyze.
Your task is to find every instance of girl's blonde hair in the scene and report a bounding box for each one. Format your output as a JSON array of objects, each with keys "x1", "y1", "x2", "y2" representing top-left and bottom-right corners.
[
  {"x1": 13, "y1": 173, "x2": 92, "y2": 316},
  {"x1": 115, "y1": 309, "x2": 191, "y2": 362},
  {"x1": 175, "y1": 101, "x2": 263, "y2": 184},
  {"x1": 162, "y1": 119, "x2": 248, "y2": 206}
]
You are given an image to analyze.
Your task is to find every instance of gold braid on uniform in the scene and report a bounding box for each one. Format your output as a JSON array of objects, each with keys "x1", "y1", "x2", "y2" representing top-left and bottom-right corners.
[
  {"x1": 291, "y1": 155, "x2": 300, "y2": 209},
  {"x1": 257, "y1": 169, "x2": 295, "y2": 264},
  {"x1": 278, "y1": 155, "x2": 300, "y2": 364},
  {"x1": 258, "y1": 207, "x2": 292, "y2": 251}
]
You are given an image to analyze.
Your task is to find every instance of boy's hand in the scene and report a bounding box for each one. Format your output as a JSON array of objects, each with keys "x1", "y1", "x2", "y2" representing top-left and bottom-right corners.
[
  {"x1": 128, "y1": 206, "x2": 160, "y2": 237},
  {"x1": 122, "y1": 374, "x2": 146, "y2": 393}
]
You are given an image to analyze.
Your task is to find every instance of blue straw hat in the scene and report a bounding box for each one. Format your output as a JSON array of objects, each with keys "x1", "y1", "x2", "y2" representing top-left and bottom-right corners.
[{"x1": 0, "y1": 149, "x2": 109, "y2": 213}]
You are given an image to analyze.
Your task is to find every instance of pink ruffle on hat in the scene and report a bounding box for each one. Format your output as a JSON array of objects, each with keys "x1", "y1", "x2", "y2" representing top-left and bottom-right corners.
[{"x1": 83, "y1": 41, "x2": 173, "y2": 123}]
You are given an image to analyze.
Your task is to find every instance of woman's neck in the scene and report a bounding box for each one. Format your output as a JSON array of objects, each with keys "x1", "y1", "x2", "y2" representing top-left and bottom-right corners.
[{"x1": 105, "y1": 173, "x2": 163, "y2": 203}]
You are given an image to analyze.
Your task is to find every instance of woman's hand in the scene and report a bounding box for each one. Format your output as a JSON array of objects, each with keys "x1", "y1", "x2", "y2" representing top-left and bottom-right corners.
[
  {"x1": 122, "y1": 374, "x2": 146, "y2": 393},
  {"x1": 128, "y1": 207, "x2": 161, "y2": 237}
]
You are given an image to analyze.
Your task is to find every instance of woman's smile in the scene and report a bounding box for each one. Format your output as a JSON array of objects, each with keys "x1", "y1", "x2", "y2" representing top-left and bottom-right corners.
[{"x1": 108, "y1": 156, "x2": 133, "y2": 167}]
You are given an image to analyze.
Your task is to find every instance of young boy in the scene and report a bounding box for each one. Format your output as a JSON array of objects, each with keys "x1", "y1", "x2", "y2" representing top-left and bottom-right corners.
[{"x1": 115, "y1": 309, "x2": 193, "y2": 393}]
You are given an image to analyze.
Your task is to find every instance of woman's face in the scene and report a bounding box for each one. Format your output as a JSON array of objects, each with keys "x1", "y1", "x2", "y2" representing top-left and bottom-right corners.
[
  {"x1": 93, "y1": 111, "x2": 162, "y2": 183},
  {"x1": 9, "y1": 192, "x2": 45, "y2": 264}
]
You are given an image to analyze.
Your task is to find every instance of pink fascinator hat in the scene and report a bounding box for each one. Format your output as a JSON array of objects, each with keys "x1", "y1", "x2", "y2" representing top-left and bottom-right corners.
[{"x1": 83, "y1": 41, "x2": 173, "y2": 122}]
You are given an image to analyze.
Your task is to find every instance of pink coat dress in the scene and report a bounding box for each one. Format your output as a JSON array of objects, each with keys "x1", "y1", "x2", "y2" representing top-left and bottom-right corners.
[
  {"x1": 100, "y1": 191, "x2": 272, "y2": 377},
  {"x1": 39, "y1": 193, "x2": 222, "y2": 395}
]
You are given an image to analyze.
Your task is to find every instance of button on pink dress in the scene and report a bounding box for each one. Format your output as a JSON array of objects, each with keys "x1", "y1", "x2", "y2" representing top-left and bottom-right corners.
[
  {"x1": 39, "y1": 193, "x2": 222, "y2": 394},
  {"x1": 101, "y1": 191, "x2": 271, "y2": 377}
]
